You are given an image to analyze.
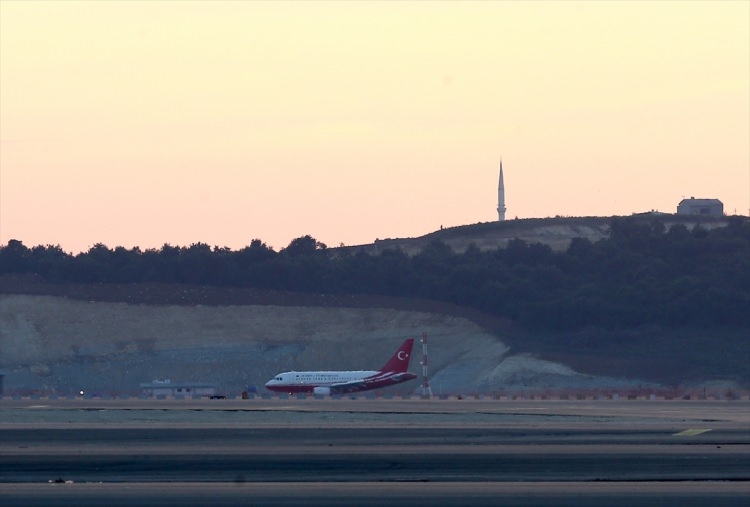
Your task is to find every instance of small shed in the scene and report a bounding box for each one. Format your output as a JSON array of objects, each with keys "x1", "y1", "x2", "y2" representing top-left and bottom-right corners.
[
  {"x1": 677, "y1": 197, "x2": 723, "y2": 216},
  {"x1": 139, "y1": 380, "x2": 217, "y2": 398}
]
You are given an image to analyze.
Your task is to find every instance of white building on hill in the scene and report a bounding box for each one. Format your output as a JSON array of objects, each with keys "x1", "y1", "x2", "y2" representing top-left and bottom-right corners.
[{"x1": 677, "y1": 197, "x2": 723, "y2": 216}]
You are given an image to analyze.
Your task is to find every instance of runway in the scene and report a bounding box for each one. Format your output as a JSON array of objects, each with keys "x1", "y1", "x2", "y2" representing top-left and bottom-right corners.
[{"x1": 1, "y1": 398, "x2": 748, "y2": 506}]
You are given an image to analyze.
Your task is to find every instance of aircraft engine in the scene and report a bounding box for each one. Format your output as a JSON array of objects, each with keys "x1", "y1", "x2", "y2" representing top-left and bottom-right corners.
[{"x1": 313, "y1": 387, "x2": 331, "y2": 396}]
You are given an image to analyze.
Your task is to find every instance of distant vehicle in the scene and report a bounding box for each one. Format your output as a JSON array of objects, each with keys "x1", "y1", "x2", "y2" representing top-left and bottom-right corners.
[{"x1": 265, "y1": 339, "x2": 417, "y2": 395}]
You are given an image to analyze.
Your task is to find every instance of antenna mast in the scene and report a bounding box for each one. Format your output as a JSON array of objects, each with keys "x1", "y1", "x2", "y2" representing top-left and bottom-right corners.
[{"x1": 421, "y1": 332, "x2": 432, "y2": 397}]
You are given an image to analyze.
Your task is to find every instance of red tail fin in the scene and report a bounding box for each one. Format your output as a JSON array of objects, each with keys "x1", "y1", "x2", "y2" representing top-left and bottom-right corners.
[{"x1": 378, "y1": 338, "x2": 414, "y2": 373}]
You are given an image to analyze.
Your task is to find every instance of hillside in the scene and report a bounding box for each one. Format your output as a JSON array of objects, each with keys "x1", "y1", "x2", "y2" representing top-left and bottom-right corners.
[
  {"x1": 1, "y1": 214, "x2": 747, "y2": 396},
  {"x1": 1, "y1": 277, "x2": 745, "y2": 397},
  {"x1": 344, "y1": 215, "x2": 732, "y2": 254},
  {"x1": 0, "y1": 275, "x2": 650, "y2": 396}
]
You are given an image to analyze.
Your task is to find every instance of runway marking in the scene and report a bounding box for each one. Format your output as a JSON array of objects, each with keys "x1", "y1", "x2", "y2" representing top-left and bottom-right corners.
[{"x1": 673, "y1": 428, "x2": 712, "y2": 437}]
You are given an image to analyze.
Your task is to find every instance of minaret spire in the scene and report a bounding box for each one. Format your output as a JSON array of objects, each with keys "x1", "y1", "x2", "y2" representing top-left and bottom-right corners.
[{"x1": 497, "y1": 159, "x2": 506, "y2": 221}]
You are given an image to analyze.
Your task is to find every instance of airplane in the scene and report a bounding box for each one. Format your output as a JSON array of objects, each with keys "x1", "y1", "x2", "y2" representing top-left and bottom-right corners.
[{"x1": 264, "y1": 338, "x2": 417, "y2": 395}]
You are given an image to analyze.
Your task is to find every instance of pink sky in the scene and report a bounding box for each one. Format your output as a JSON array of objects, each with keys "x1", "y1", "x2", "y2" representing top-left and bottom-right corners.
[{"x1": 1, "y1": 1, "x2": 748, "y2": 253}]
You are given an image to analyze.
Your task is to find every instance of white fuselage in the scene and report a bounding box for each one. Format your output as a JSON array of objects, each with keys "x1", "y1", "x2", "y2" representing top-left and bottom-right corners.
[{"x1": 265, "y1": 370, "x2": 378, "y2": 392}]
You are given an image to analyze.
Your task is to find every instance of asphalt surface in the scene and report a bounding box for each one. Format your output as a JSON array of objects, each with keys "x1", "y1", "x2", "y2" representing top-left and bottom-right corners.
[{"x1": 1, "y1": 398, "x2": 748, "y2": 506}]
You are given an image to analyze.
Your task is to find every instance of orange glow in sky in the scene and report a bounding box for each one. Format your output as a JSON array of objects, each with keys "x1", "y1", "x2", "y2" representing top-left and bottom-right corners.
[{"x1": 1, "y1": 1, "x2": 748, "y2": 252}]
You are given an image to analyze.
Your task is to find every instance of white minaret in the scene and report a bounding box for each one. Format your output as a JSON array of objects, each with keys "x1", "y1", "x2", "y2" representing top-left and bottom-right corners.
[{"x1": 497, "y1": 160, "x2": 506, "y2": 221}]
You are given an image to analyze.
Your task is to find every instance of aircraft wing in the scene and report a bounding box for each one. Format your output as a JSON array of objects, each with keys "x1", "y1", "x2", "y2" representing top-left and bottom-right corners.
[
  {"x1": 328, "y1": 373, "x2": 414, "y2": 394},
  {"x1": 385, "y1": 373, "x2": 414, "y2": 383},
  {"x1": 328, "y1": 379, "x2": 368, "y2": 393}
]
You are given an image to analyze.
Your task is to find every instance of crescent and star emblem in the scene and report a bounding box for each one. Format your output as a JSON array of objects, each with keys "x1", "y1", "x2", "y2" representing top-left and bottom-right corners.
[{"x1": 398, "y1": 351, "x2": 408, "y2": 360}]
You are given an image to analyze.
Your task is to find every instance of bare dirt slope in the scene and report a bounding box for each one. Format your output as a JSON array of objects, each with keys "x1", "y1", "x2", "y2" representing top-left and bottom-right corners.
[{"x1": 0, "y1": 286, "x2": 645, "y2": 396}]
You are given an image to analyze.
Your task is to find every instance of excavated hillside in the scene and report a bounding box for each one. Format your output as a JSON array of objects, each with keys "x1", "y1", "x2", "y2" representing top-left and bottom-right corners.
[{"x1": 0, "y1": 280, "x2": 649, "y2": 396}]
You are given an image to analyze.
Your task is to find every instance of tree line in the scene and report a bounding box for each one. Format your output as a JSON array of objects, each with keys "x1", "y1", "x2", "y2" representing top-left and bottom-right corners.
[{"x1": 2, "y1": 217, "x2": 748, "y2": 331}]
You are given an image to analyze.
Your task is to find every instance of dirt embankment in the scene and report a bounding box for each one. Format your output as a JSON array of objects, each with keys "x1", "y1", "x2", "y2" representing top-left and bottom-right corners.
[{"x1": 0, "y1": 278, "x2": 651, "y2": 396}]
